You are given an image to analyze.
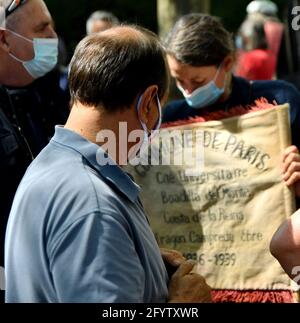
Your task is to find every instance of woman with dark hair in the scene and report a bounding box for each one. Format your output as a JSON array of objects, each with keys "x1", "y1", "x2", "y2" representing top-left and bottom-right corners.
[
  {"x1": 235, "y1": 19, "x2": 276, "y2": 80},
  {"x1": 164, "y1": 13, "x2": 300, "y2": 175},
  {"x1": 163, "y1": 13, "x2": 300, "y2": 303}
]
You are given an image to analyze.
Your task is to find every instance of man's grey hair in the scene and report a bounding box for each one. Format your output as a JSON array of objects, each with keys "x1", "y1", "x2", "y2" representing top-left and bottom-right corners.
[{"x1": 86, "y1": 10, "x2": 119, "y2": 35}]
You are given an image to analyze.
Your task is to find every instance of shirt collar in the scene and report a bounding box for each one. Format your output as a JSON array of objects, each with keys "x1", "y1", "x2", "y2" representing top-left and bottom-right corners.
[{"x1": 51, "y1": 126, "x2": 141, "y2": 203}]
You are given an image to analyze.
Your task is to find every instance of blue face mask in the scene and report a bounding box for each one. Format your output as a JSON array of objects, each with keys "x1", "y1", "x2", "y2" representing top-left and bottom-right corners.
[
  {"x1": 7, "y1": 29, "x2": 58, "y2": 79},
  {"x1": 178, "y1": 65, "x2": 227, "y2": 109}
]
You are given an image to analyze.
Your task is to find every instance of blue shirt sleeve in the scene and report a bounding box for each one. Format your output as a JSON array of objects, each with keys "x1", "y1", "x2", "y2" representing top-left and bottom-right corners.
[{"x1": 49, "y1": 211, "x2": 146, "y2": 303}]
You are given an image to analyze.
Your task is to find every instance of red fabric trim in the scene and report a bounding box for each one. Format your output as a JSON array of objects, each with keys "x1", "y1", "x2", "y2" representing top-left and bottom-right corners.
[
  {"x1": 212, "y1": 290, "x2": 294, "y2": 303},
  {"x1": 162, "y1": 98, "x2": 277, "y2": 129}
]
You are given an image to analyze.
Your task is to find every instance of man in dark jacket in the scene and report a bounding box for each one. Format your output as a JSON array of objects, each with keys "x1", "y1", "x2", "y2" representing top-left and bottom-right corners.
[{"x1": 0, "y1": 0, "x2": 69, "y2": 301}]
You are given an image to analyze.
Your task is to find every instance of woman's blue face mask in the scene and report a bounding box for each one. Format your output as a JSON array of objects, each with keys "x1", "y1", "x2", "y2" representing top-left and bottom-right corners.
[{"x1": 178, "y1": 65, "x2": 227, "y2": 109}]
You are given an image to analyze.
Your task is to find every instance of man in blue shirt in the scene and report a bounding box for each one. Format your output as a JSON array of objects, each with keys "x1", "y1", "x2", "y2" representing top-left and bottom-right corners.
[{"x1": 5, "y1": 25, "x2": 212, "y2": 303}]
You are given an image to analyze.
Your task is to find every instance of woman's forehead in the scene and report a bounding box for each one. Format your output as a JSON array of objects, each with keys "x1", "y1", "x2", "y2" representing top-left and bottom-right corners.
[{"x1": 167, "y1": 56, "x2": 217, "y2": 78}]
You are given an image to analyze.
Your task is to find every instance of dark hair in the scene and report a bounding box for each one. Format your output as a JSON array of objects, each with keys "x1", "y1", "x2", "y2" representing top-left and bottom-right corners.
[
  {"x1": 164, "y1": 13, "x2": 235, "y2": 67},
  {"x1": 69, "y1": 25, "x2": 169, "y2": 111}
]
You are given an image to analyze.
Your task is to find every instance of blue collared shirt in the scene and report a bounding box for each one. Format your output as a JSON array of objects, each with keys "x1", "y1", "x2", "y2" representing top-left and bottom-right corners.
[{"x1": 5, "y1": 126, "x2": 169, "y2": 303}]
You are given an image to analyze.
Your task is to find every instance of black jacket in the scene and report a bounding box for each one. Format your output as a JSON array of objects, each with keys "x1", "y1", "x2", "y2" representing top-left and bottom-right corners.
[{"x1": 0, "y1": 71, "x2": 69, "y2": 280}]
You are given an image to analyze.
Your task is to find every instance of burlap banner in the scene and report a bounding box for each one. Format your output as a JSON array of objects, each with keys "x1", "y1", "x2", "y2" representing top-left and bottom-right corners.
[{"x1": 126, "y1": 104, "x2": 296, "y2": 291}]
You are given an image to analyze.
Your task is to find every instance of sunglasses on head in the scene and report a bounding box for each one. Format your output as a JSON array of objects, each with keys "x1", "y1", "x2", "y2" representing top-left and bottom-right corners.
[{"x1": 5, "y1": 0, "x2": 27, "y2": 17}]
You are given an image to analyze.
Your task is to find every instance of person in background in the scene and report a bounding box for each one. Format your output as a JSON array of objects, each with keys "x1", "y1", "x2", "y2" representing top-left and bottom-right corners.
[
  {"x1": 86, "y1": 10, "x2": 119, "y2": 35},
  {"x1": 164, "y1": 13, "x2": 300, "y2": 176},
  {"x1": 59, "y1": 10, "x2": 121, "y2": 93},
  {"x1": 0, "y1": 0, "x2": 69, "y2": 302},
  {"x1": 235, "y1": 19, "x2": 276, "y2": 80},
  {"x1": 5, "y1": 25, "x2": 212, "y2": 303},
  {"x1": 238, "y1": 0, "x2": 284, "y2": 76}
]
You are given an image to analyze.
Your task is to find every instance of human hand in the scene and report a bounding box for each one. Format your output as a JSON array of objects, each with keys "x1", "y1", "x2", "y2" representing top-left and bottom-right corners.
[
  {"x1": 161, "y1": 248, "x2": 186, "y2": 267},
  {"x1": 168, "y1": 260, "x2": 212, "y2": 303},
  {"x1": 283, "y1": 146, "x2": 300, "y2": 197},
  {"x1": 161, "y1": 248, "x2": 186, "y2": 278}
]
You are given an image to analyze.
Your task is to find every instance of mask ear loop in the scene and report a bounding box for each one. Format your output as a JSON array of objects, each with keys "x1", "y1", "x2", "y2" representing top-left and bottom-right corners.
[
  {"x1": 135, "y1": 93, "x2": 162, "y2": 142},
  {"x1": 149, "y1": 94, "x2": 162, "y2": 142},
  {"x1": 5, "y1": 28, "x2": 33, "y2": 43},
  {"x1": 5, "y1": 29, "x2": 34, "y2": 63},
  {"x1": 136, "y1": 94, "x2": 150, "y2": 135},
  {"x1": 213, "y1": 61, "x2": 224, "y2": 81},
  {"x1": 214, "y1": 61, "x2": 228, "y2": 89}
]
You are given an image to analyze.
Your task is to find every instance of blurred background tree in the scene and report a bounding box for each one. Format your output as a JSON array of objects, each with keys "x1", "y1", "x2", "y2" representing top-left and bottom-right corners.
[
  {"x1": 45, "y1": 0, "x2": 289, "y2": 60},
  {"x1": 157, "y1": 0, "x2": 210, "y2": 38},
  {"x1": 45, "y1": 0, "x2": 157, "y2": 59},
  {"x1": 44, "y1": 0, "x2": 294, "y2": 99},
  {"x1": 45, "y1": 0, "x2": 287, "y2": 61}
]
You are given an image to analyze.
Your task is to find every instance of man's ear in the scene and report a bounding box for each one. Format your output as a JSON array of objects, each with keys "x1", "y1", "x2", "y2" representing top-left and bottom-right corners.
[
  {"x1": 0, "y1": 29, "x2": 10, "y2": 53},
  {"x1": 137, "y1": 85, "x2": 158, "y2": 124}
]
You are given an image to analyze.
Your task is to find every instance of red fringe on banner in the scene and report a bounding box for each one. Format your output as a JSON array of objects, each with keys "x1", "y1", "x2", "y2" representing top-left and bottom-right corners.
[
  {"x1": 163, "y1": 98, "x2": 295, "y2": 303},
  {"x1": 212, "y1": 290, "x2": 294, "y2": 303},
  {"x1": 212, "y1": 290, "x2": 295, "y2": 304},
  {"x1": 162, "y1": 98, "x2": 277, "y2": 129}
]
